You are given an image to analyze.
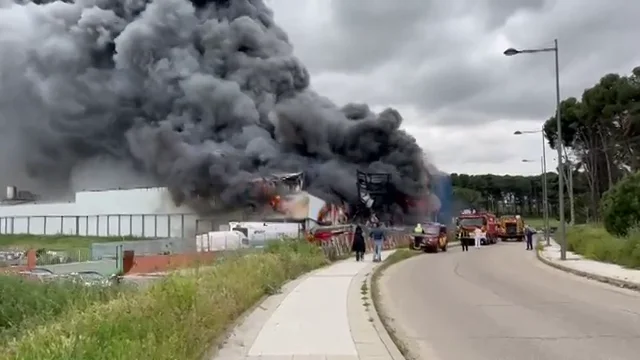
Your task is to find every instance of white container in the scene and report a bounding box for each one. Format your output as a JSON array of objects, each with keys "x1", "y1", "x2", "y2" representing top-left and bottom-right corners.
[
  {"x1": 6, "y1": 186, "x2": 16, "y2": 200},
  {"x1": 195, "y1": 230, "x2": 249, "y2": 252}
]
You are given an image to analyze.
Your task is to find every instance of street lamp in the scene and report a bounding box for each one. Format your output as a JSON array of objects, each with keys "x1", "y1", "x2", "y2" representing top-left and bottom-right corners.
[
  {"x1": 504, "y1": 39, "x2": 566, "y2": 260},
  {"x1": 515, "y1": 130, "x2": 549, "y2": 246},
  {"x1": 519, "y1": 136, "x2": 549, "y2": 246}
]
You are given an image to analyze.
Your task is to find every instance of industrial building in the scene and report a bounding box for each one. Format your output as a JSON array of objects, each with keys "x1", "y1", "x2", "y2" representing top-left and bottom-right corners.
[
  {"x1": 0, "y1": 170, "x2": 454, "y2": 239},
  {"x1": 0, "y1": 186, "x2": 198, "y2": 238}
]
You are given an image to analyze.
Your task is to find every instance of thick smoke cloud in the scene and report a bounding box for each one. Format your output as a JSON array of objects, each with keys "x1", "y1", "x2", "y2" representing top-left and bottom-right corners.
[{"x1": 0, "y1": 0, "x2": 432, "y2": 212}]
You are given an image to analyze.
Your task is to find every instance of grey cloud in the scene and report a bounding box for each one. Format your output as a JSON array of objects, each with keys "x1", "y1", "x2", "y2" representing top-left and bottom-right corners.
[
  {"x1": 325, "y1": 0, "x2": 435, "y2": 72},
  {"x1": 479, "y1": 0, "x2": 546, "y2": 30},
  {"x1": 294, "y1": 0, "x2": 640, "y2": 129},
  {"x1": 316, "y1": 0, "x2": 547, "y2": 74}
]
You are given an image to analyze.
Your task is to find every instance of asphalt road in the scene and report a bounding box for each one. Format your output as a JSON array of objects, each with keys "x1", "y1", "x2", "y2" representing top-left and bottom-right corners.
[{"x1": 379, "y1": 241, "x2": 640, "y2": 360}]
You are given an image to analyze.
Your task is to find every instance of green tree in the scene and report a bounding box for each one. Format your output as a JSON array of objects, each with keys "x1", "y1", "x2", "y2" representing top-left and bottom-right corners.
[
  {"x1": 601, "y1": 172, "x2": 640, "y2": 236},
  {"x1": 452, "y1": 186, "x2": 484, "y2": 208},
  {"x1": 543, "y1": 66, "x2": 640, "y2": 220}
]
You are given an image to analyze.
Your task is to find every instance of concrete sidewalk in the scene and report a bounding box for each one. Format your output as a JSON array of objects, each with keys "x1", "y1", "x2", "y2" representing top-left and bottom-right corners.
[
  {"x1": 212, "y1": 250, "x2": 399, "y2": 360},
  {"x1": 538, "y1": 238, "x2": 640, "y2": 287}
]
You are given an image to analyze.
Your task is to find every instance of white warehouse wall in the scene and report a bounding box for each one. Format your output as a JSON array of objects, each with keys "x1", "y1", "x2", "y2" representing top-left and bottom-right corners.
[{"x1": 0, "y1": 187, "x2": 199, "y2": 238}]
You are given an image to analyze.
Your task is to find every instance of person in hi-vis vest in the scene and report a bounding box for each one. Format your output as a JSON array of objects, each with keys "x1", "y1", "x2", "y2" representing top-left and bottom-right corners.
[{"x1": 413, "y1": 223, "x2": 424, "y2": 248}]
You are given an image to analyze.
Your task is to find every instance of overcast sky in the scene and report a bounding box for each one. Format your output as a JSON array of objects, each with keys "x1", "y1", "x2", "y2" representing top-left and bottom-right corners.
[{"x1": 264, "y1": 0, "x2": 640, "y2": 176}]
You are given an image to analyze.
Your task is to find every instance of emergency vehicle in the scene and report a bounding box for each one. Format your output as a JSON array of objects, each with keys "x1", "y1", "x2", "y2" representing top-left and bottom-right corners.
[
  {"x1": 455, "y1": 210, "x2": 498, "y2": 245},
  {"x1": 497, "y1": 215, "x2": 525, "y2": 241}
]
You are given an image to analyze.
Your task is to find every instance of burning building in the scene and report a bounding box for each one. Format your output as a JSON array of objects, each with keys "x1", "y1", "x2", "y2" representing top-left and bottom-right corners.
[{"x1": 245, "y1": 170, "x2": 451, "y2": 227}]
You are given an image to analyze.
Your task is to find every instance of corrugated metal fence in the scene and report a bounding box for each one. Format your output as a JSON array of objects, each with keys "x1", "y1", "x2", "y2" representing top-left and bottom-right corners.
[{"x1": 91, "y1": 238, "x2": 197, "y2": 260}]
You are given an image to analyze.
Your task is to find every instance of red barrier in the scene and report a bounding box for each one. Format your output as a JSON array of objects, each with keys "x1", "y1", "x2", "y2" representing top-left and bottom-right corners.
[
  {"x1": 126, "y1": 252, "x2": 218, "y2": 274},
  {"x1": 122, "y1": 228, "x2": 411, "y2": 275}
]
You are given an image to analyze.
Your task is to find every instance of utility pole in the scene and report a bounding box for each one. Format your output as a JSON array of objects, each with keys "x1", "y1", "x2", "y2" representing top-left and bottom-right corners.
[{"x1": 565, "y1": 151, "x2": 575, "y2": 226}]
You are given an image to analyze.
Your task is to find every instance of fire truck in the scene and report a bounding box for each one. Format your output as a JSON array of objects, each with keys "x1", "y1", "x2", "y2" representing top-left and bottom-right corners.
[
  {"x1": 455, "y1": 210, "x2": 498, "y2": 245},
  {"x1": 497, "y1": 215, "x2": 525, "y2": 241}
]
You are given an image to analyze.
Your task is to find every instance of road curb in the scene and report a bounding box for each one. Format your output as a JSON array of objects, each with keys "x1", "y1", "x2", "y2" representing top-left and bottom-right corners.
[
  {"x1": 367, "y1": 257, "x2": 409, "y2": 360},
  {"x1": 536, "y1": 249, "x2": 640, "y2": 292},
  {"x1": 408, "y1": 241, "x2": 461, "y2": 251}
]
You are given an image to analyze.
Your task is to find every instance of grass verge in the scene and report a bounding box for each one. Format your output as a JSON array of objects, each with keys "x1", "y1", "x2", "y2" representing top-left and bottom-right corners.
[
  {"x1": 0, "y1": 239, "x2": 329, "y2": 360},
  {"x1": 0, "y1": 234, "x2": 147, "y2": 264},
  {"x1": 0, "y1": 234, "x2": 142, "y2": 250},
  {"x1": 525, "y1": 217, "x2": 560, "y2": 230},
  {"x1": 0, "y1": 275, "x2": 126, "y2": 343},
  {"x1": 370, "y1": 249, "x2": 422, "y2": 360},
  {"x1": 566, "y1": 224, "x2": 640, "y2": 269}
]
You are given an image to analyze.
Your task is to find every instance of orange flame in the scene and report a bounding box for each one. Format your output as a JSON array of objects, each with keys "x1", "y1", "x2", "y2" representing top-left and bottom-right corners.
[{"x1": 270, "y1": 195, "x2": 281, "y2": 210}]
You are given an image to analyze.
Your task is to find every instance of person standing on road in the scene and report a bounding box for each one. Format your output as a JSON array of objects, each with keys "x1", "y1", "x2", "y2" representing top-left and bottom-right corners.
[
  {"x1": 525, "y1": 225, "x2": 535, "y2": 250},
  {"x1": 461, "y1": 233, "x2": 469, "y2": 252},
  {"x1": 413, "y1": 223, "x2": 424, "y2": 249},
  {"x1": 473, "y1": 227, "x2": 483, "y2": 248},
  {"x1": 352, "y1": 225, "x2": 366, "y2": 261},
  {"x1": 369, "y1": 222, "x2": 386, "y2": 262}
]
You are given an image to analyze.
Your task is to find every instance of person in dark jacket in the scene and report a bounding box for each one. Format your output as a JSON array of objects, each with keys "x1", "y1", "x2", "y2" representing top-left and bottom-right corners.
[
  {"x1": 352, "y1": 225, "x2": 366, "y2": 261},
  {"x1": 370, "y1": 222, "x2": 386, "y2": 262},
  {"x1": 461, "y1": 235, "x2": 469, "y2": 252},
  {"x1": 525, "y1": 225, "x2": 536, "y2": 250}
]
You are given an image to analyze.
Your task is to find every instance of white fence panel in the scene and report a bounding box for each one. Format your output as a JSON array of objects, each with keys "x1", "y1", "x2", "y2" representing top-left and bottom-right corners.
[{"x1": 0, "y1": 213, "x2": 198, "y2": 238}]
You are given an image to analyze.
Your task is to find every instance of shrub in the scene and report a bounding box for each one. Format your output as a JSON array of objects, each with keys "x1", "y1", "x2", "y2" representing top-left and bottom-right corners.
[
  {"x1": 601, "y1": 171, "x2": 640, "y2": 236},
  {"x1": 1, "y1": 239, "x2": 329, "y2": 360},
  {"x1": 566, "y1": 225, "x2": 640, "y2": 268}
]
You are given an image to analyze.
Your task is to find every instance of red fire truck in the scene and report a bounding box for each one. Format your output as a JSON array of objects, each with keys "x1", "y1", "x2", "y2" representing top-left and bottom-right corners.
[{"x1": 455, "y1": 210, "x2": 498, "y2": 245}]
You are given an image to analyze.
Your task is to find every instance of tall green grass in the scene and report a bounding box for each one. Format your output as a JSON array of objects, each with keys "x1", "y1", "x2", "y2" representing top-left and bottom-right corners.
[
  {"x1": 1, "y1": 239, "x2": 329, "y2": 360},
  {"x1": 0, "y1": 234, "x2": 142, "y2": 250},
  {"x1": 0, "y1": 276, "x2": 125, "y2": 343},
  {"x1": 525, "y1": 217, "x2": 560, "y2": 230},
  {"x1": 567, "y1": 225, "x2": 640, "y2": 268},
  {"x1": 0, "y1": 234, "x2": 148, "y2": 266}
]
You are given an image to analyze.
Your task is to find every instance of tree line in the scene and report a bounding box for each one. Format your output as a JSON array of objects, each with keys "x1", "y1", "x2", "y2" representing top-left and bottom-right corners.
[
  {"x1": 451, "y1": 65, "x2": 640, "y2": 222},
  {"x1": 450, "y1": 172, "x2": 589, "y2": 221}
]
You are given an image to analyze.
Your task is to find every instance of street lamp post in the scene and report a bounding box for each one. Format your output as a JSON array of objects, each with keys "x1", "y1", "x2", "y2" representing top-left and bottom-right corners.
[
  {"x1": 518, "y1": 132, "x2": 549, "y2": 246},
  {"x1": 505, "y1": 39, "x2": 566, "y2": 260},
  {"x1": 562, "y1": 150, "x2": 575, "y2": 225}
]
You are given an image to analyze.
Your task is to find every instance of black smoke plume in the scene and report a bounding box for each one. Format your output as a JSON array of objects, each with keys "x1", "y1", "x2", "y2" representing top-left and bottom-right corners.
[{"x1": 0, "y1": 0, "x2": 432, "y2": 214}]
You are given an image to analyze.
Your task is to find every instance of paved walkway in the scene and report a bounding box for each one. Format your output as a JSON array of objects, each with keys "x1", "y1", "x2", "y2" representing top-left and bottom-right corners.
[
  {"x1": 212, "y1": 251, "x2": 400, "y2": 360},
  {"x1": 539, "y1": 238, "x2": 640, "y2": 285}
]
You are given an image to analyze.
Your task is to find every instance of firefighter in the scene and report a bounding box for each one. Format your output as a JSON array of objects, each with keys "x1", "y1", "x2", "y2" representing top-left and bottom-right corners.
[
  {"x1": 461, "y1": 233, "x2": 469, "y2": 252},
  {"x1": 413, "y1": 223, "x2": 424, "y2": 248}
]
